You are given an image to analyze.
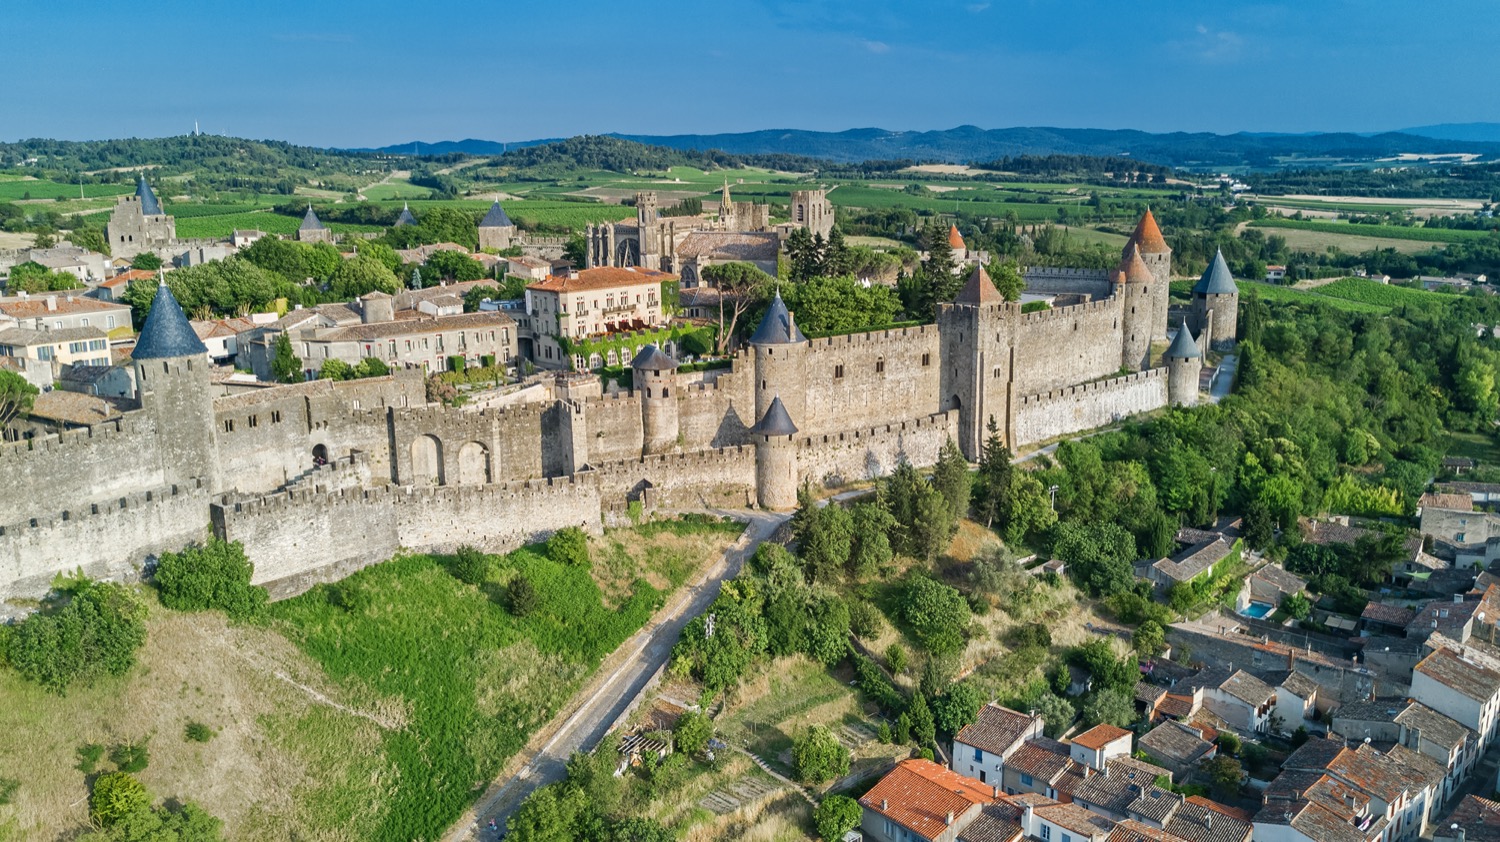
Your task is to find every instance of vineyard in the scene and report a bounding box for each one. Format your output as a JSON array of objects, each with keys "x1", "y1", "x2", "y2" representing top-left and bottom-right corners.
[
  {"x1": 174, "y1": 209, "x2": 383, "y2": 239},
  {"x1": 1314, "y1": 278, "x2": 1453, "y2": 309},
  {"x1": 1252, "y1": 217, "x2": 1497, "y2": 244}
]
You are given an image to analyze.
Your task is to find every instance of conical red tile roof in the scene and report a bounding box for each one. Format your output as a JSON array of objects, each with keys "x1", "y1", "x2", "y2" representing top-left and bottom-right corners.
[
  {"x1": 1120, "y1": 244, "x2": 1154, "y2": 284},
  {"x1": 948, "y1": 224, "x2": 966, "y2": 250},
  {"x1": 1124, "y1": 209, "x2": 1170, "y2": 255},
  {"x1": 955, "y1": 265, "x2": 1004, "y2": 304}
]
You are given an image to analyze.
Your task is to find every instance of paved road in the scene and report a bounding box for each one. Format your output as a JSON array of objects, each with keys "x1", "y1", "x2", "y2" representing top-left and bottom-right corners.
[
  {"x1": 447, "y1": 509, "x2": 788, "y2": 841},
  {"x1": 1211, "y1": 354, "x2": 1238, "y2": 402}
]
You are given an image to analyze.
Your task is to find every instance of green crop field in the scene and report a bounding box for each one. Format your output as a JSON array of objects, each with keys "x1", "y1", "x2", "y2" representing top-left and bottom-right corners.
[
  {"x1": 1313, "y1": 278, "x2": 1453, "y2": 309},
  {"x1": 0, "y1": 179, "x2": 133, "y2": 201},
  {"x1": 1225, "y1": 280, "x2": 1392, "y2": 314},
  {"x1": 1252, "y1": 217, "x2": 1495, "y2": 244},
  {"x1": 363, "y1": 181, "x2": 434, "y2": 201}
]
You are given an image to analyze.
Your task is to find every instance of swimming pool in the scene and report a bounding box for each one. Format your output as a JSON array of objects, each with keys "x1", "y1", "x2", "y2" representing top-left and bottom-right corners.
[{"x1": 1241, "y1": 601, "x2": 1274, "y2": 619}]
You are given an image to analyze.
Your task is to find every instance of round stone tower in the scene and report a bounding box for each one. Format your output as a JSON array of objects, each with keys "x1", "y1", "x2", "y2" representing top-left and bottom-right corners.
[
  {"x1": 749, "y1": 291, "x2": 809, "y2": 431},
  {"x1": 132, "y1": 278, "x2": 221, "y2": 493},
  {"x1": 1123, "y1": 209, "x2": 1172, "y2": 338},
  {"x1": 1118, "y1": 245, "x2": 1156, "y2": 372},
  {"x1": 632, "y1": 344, "x2": 679, "y2": 455},
  {"x1": 751, "y1": 395, "x2": 799, "y2": 510},
  {"x1": 1165, "y1": 318, "x2": 1203, "y2": 407},
  {"x1": 1192, "y1": 248, "x2": 1240, "y2": 350}
]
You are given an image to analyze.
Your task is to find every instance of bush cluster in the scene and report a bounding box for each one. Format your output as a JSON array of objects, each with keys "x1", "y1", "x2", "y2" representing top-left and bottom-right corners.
[{"x1": 153, "y1": 538, "x2": 268, "y2": 620}]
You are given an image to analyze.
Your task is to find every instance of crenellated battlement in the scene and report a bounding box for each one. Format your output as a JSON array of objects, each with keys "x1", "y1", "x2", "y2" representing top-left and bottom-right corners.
[
  {"x1": 1023, "y1": 266, "x2": 1113, "y2": 281},
  {"x1": 1018, "y1": 366, "x2": 1165, "y2": 406},
  {"x1": 806, "y1": 324, "x2": 937, "y2": 350},
  {"x1": 1017, "y1": 295, "x2": 1121, "y2": 326},
  {"x1": 0, "y1": 477, "x2": 205, "y2": 538},
  {"x1": 797, "y1": 411, "x2": 956, "y2": 449},
  {"x1": 0, "y1": 414, "x2": 141, "y2": 461}
]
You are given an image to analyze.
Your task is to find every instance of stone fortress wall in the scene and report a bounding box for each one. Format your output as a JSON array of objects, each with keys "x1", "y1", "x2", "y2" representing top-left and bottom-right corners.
[{"x1": 0, "y1": 212, "x2": 1228, "y2": 601}]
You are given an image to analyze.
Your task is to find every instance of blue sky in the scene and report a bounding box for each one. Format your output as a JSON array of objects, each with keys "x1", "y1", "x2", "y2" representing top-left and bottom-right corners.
[{"x1": 5, "y1": 0, "x2": 1496, "y2": 146}]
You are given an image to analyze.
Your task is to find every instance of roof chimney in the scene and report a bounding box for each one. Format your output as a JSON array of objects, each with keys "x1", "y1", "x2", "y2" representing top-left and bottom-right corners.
[
  {"x1": 45, "y1": 296, "x2": 57, "y2": 312},
  {"x1": 1206, "y1": 814, "x2": 1213, "y2": 830},
  {"x1": 993, "y1": 785, "x2": 1001, "y2": 799},
  {"x1": 946, "y1": 810, "x2": 954, "y2": 826},
  {"x1": 881, "y1": 799, "x2": 888, "y2": 812},
  {"x1": 1456, "y1": 593, "x2": 1465, "y2": 604}
]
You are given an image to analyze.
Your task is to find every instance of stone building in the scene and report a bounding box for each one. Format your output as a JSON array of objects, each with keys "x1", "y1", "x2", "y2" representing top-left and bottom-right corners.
[
  {"x1": 1191, "y1": 248, "x2": 1240, "y2": 349},
  {"x1": 297, "y1": 206, "x2": 332, "y2": 243},
  {"x1": 394, "y1": 203, "x2": 417, "y2": 228},
  {"x1": 106, "y1": 177, "x2": 176, "y2": 259},
  {"x1": 477, "y1": 201, "x2": 516, "y2": 251},
  {"x1": 523, "y1": 266, "x2": 670, "y2": 369},
  {"x1": 1164, "y1": 319, "x2": 1202, "y2": 407},
  {"x1": 789, "y1": 189, "x2": 834, "y2": 238}
]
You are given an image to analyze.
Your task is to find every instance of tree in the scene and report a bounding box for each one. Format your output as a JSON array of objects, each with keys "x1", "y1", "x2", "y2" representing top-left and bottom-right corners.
[
  {"x1": 563, "y1": 234, "x2": 587, "y2": 267},
  {"x1": 1133, "y1": 620, "x2": 1165, "y2": 656},
  {"x1": 974, "y1": 416, "x2": 1013, "y2": 528},
  {"x1": 901, "y1": 576, "x2": 971, "y2": 656},
  {"x1": 68, "y1": 225, "x2": 109, "y2": 257},
  {"x1": 700, "y1": 262, "x2": 773, "y2": 353},
  {"x1": 271, "y1": 333, "x2": 301, "y2": 383},
  {"x1": 782, "y1": 275, "x2": 900, "y2": 334},
  {"x1": 824, "y1": 227, "x2": 854, "y2": 277},
  {"x1": 131, "y1": 252, "x2": 162, "y2": 270},
  {"x1": 79, "y1": 800, "x2": 223, "y2": 841},
  {"x1": 319, "y1": 358, "x2": 353, "y2": 381},
  {"x1": 507, "y1": 575, "x2": 540, "y2": 616},
  {"x1": 7, "y1": 578, "x2": 147, "y2": 693},
  {"x1": 884, "y1": 461, "x2": 954, "y2": 560},
  {"x1": 409, "y1": 266, "x2": 424, "y2": 290},
  {"x1": 673, "y1": 710, "x2": 712, "y2": 756},
  {"x1": 546, "y1": 527, "x2": 591, "y2": 567},
  {"x1": 451, "y1": 546, "x2": 491, "y2": 585},
  {"x1": 353, "y1": 357, "x2": 389, "y2": 378},
  {"x1": 1282, "y1": 591, "x2": 1312, "y2": 620},
  {"x1": 988, "y1": 259, "x2": 1025, "y2": 301},
  {"x1": 426, "y1": 249, "x2": 486, "y2": 282},
  {"x1": 786, "y1": 227, "x2": 821, "y2": 281},
  {"x1": 848, "y1": 503, "x2": 896, "y2": 578},
  {"x1": 932, "y1": 682, "x2": 984, "y2": 736},
  {"x1": 908, "y1": 690, "x2": 937, "y2": 747},
  {"x1": 932, "y1": 437, "x2": 971, "y2": 522},
  {"x1": 1242, "y1": 499, "x2": 1275, "y2": 550},
  {"x1": 802, "y1": 504, "x2": 854, "y2": 582},
  {"x1": 1052, "y1": 521, "x2": 1137, "y2": 597},
  {"x1": 506, "y1": 782, "x2": 590, "y2": 842},
  {"x1": 1029, "y1": 691, "x2": 1076, "y2": 737},
  {"x1": 0, "y1": 369, "x2": 38, "y2": 429},
  {"x1": 804, "y1": 590, "x2": 851, "y2": 666},
  {"x1": 328, "y1": 253, "x2": 400, "y2": 299},
  {"x1": 1205, "y1": 755, "x2": 1244, "y2": 798},
  {"x1": 5, "y1": 261, "x2": 83, "y2": 293},
  {"x1": 917, "y1": 223, "x2": 959, "y2": 316},
  {"x1": 1082, "y1": 687, "x2": 1136, "y2": 728},
  {"x1": 792, "y1": 725, "x2": 850, "y2": 784},
  {"x1": 1217, "y1": 732, "x2": 1241, "y2": 757},
  {"x1": 90, "y1": 773, "x2": 150, "y2": 827},
  {"x1": 814, "y1": 794, "x2": 861, "y2": 842},
  {"x1": 152, "y1": 537, "x2": 268, "y2": 620}
]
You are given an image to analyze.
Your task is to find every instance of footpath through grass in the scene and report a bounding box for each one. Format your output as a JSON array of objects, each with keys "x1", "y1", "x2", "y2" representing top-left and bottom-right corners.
[{"x1": 267, "y1": 517, "x2": 743, "y2": 842}]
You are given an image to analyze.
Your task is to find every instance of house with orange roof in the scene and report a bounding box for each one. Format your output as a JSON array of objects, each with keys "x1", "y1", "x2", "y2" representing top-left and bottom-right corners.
[
  {"x1": 1070, "y1": 724, "x2": 1133, "y2": 771},
  {"x1": 94, "y1": 268, "x2": 156, "y2": 303},
  {"x1": 524, "y1": 266, "x2": 674, "y2": 369}
]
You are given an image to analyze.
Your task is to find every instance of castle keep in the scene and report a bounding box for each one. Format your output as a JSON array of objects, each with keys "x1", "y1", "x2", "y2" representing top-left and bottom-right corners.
[{"x1": 0, "y1": 212, "x2": 1235, "y2": 602}]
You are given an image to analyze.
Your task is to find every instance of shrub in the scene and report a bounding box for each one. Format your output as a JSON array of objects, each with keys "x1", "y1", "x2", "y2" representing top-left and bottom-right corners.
[
  {"x1": 847, "y1": 599, "x2": 885, "y2": 639},
  {"x1": 185, "y1": 722, "x2": 215, "y2": 743},
  {"x1": 110, "y1": 739, "x2": 150, "y2": 773},
  {"x1": 1010, "y1": 624, "x2": 1052, "y2": 650},
  {"x1": 153, "y1": 537, "x2": 268, "y2": 620},
  {"x1": 814, "y1": 794, "x2": 862, "y2": 842},
  {"x1": 447, "y1": 355, "x2": 466, "y2": 373},
  {"x1": 673, "y1": 710, "x2": 712, "y2": 756},
  {"x1": 451, "y1": 546, "x2": 492, "y2": 585},
  {"x1": 1217, "y1": 732, "x2": 1241, "y2": 757},
  {"x1": 77, "y1": 743, "x2": 105, "y2": 773},
  {"x1": 901, "y1": 576, "x2": 971, "y2": 656},
  {"x1": 915, "y1": 746, "x2": 935, "y2": 761},
  {"x1": 1241, "y1": 742, "x2": 1269, "y2": 774},
  {"x1": 792, "y1": 725, "x2": 850, "y2": 784},
  {"x1": 507, "y1": 575, "x2": 539, "y2": 616},
  {"x1": 885, "y1": 643, "x2": 908, "y2": 675},
  {"x1": 0, "y1": 777, "x2": 17, "y2": 806},
  {"x1": 876, "y1": 722, "x2": 893, "y2": 743},
  {"x1": 90, "y1": 772, "x2": 149, "y2": 827},
  {"x1": 546, "y1": 527, "x2": 590, "y2": 567},
  {"x1": 7, "y1": 578, "x2": 147, "y2": 692}
]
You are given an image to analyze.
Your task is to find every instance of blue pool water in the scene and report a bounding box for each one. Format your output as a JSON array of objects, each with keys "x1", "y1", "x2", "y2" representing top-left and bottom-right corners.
[{"x1": 1241, "y1": 601, "x2": 1274, "y2": 619}]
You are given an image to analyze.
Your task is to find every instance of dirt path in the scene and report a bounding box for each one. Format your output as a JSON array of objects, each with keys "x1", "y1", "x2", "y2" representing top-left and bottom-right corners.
[{"x1": 444, "y1": 510, "x2": 789, "y2": 841}]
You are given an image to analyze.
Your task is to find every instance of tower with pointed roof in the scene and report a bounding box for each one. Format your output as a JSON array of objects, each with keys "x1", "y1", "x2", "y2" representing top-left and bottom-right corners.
[
  {"x1": 106, "y1": 175, "x2": 176, "y2": 260},
  {"x1": 297, "y1": 205, "x2": 332, "y2": 244},
  {"x1": 1191, "y1": 248, "x2": 1239, "y2": 350},
  {"x1": 1117, "y1": 244, "x2": 1156, "y2": 372},
  {"x1": 478, "y1": 200, "x2": 516, "y2": 250},
  {"x1": 1122, "y1": 209, "x2": 1172, "y2": 339},
  {"x1": 132, "y1": 279, "x2": 221, "y2": 493},
  {"x1": 938, "y1": 265, "x2": 1015, "y2": 459},
  {"x1": 751, "y1": 395, "x2": 799, "y2": 510},
  {"x1": 1165, "y1": 319, "x2": 1202, "y2": 407},
  {"x1": 394, "y1": 202, "x2": 417, "y2": 228},
  {"x1": 748, "y1": 291, "x2": 809, "y2": 430},
  {"x1": 632, "y1": 344, "x2": 679, "y2": 455}
]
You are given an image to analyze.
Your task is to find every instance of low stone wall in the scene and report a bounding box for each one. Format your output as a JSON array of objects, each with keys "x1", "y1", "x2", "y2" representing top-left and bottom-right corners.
[{"x1": 797, "y1": 411, "x2": 958, "y2": 489}]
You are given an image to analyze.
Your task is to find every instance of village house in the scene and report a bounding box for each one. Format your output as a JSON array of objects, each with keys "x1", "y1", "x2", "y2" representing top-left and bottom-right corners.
[
  {"x1": 952, "y1": 704, "x2": 1044, "y2": 787},
  {"x1": 524, "y1": 266, "x2": 673, "y2": 370},
  {"x1": 1137, "y1": 720, "x2": 1217, "y2": 780},
  {"x1": 0, "y1": 291, "x2": 133, "y2": 335}
]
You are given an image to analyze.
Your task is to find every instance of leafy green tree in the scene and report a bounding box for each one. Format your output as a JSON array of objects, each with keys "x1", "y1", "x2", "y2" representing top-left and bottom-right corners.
[
  {"x1": 988, "y1": 259, "x2": 1025, "y2": 301},
  {"x1": 152, "y1": 537, "x2": 268, "y2": 619},
  {"x1": 974, "y1": 417, "x2": 1013, "y2": 529},
  {"x1": 0, "y1": 369, "x2": 39, "y2": 428},
  {"x1": 318, "y1": 359, "x2": 353, "y2": 381},
  {"x1": 792, "y1": 725, "x2": 850, "y2": 784},
  {"x1": 131, "y1": 252, "x2": 162, "y2": 270},
  {"x1": 563, "y1": 234, "x2": 586, "y2": 267},
  {"x1": 1052, "y1": 521, "x2": 1137, "y2": 597},
  {"x1": 506, "y1": 782, "x2": 590, "y2": 842},
  {"x1": 673, "y1": 710, "x2": 712, "y2": 756},
  {"x1": 701, "y1": 261, "x2": 773, "y2": 351},
  {"x1": 917, "y1": 223, "x2": 959, "y2": 316},
  {"x1": 814, "y1": 795, "x2": 862, "y2": 842},
  {"x1": 1206, "y1": 755, "x2": 1243, "y2": 798},
  {"x1": 5, "y1": 261, "x2": 83, "y2": 293},
  {"x1": 932, "y1": 682, "x2": 984, "y2": 736},
  {"x1": 782, "y1": 275, "x2": 900, "y2": 334},
  {"x1": 68, "y1": 225, "x2": 109, "y2": 257},
  {"x1": 80, "y1": 800, "x2": 223, "y2": 841},
  {"x1": 932, "y1": 437, "x2": 971, "y2": 521},
  {"x1": 901, "y1": 576, "x2": 970, "y2": 656},
  {"x1": 546, "y1": 527, "x2": 591, "y2": 567},
  {"x1": 7, "y1": 578, "x2": 147, "y2": 693},
  {"x1": 785, "y1": 227, "x2": 821, "y2": 281},
  {"x1": 426, "y1": 249, "x2": 486, "y2": 282},
  {"x1": 353, "y1": 357, "x2": 389, "y2": 378},
  {"x1": 824, "y1": 227, "x2": 854, "y2": 277},
  {"x1": 848, "y1": 502, "x2": 896, "y2": 578},
  {"x1": 1004, "y1": 470, "x2": 1057, "y2": 546},
  {"x1": 90, "y1": 773, "x2": 150, "y2": 827},
  {"x1": 328, "y1": 253, "x2": 400, "y2": 299},
  {"x1": 802, "y1": 504, "x2": 854, "y2": 582},
  {"x1": 804, "y1": 589, "x2": 851, "y2": 666},
  {"x1": 1282, "y1": 592, "x2": 1312, "y2": 620},
  {"x1": 908, "y1": 691, "x2": 936, "y2": 747},
  {"x1": 1133, "y1": 620, "x2": 1166, "y2": 656},
  {"x1": 385, "y1": 206, "x2": 480, "y2": 250},
  {"x1": 1217, "y1": 732, "x2": 1241, "y2": 757},
  {"x1": 884, "y1": 461, "x2": 954, "y2": 560},
  {"x1": 271, "y1": 333, "x2": 301, "y2": 383},
  {"x1": 1083, "y1": 688, "x2": 1136, "y2": 728},
  {"x1": 1028, "y1": 691, "x2": 1076, "y2": 737}
]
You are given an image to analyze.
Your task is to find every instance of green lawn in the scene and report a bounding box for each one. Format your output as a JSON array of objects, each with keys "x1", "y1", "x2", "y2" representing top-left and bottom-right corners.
[
  {"x1": 1448, "y1": 431, "x2": 1500, "y2": 467},
  {"x1": 1252, "y1": 217, "x2": 1495, "y2": 244}
]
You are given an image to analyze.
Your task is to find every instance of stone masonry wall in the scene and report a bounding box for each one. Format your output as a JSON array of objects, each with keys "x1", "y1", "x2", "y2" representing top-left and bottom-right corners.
[
  {"x1": 590, "y1": 447, "x2": 757, "y2": 511},
  {"x1": 0, "y1": 479, "x2": 210, "y2": 598},
  {"x1": 1022, "y1": 267, "x2": 1114, "y2": 299},
  {"x1": 0, "y1": 415, "x2": 169, "y2": 525},
  {"x1": 797, "y1": 411, "x2": 958, "y2": 489},
  {"x1": 1011, "y1": 298, "x2": 1125, "y2": 395},
  {"x1": 800, "y1": 327, "x2": 942, "y2": 437},
  {"x1": 1013, "y1": 368, "x2": 1168, "y2": 446}
]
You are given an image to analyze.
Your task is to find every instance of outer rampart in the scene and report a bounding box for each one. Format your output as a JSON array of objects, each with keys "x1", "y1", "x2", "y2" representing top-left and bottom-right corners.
[
  {"x1": 591, "y1": 447, "x2": 756, "y2": 510},
  {"x1": 797, "y1": 411, "x2": 958, "y2": 489},
  {"x1": 1013, "y1": 368, "x2": 1167, "y2": 446},
  {"x1": 0, "y1": 479, "x2": 209, "y2": 598},
  {"x1": 0, "y1": 417, "x2": 170, "y2": 525},
  {"x1": 800, "y1": 327, "x2": 942, "y2": 436},
  {"x1": 1011, "y1": 298, "x2": 1124, "y2": 395},
  {"x1": 1022, "y1": 267, "x2": 1113, "y2": 299}
]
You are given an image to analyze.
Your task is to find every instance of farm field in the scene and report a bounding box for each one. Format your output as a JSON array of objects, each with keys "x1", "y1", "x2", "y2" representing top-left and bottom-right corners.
[
  {"x1": 0, "y1": 178, "x2": 132, "y2": 201},
  {"x1": 1233, "y1": 280, "x2": 1401, "y2": 314},
  {"x1": 0, "y1": 518, "x2": 741, "y2": 842},
  {"x1": 1252, "y1": 217, "x2": 1495, "y2": 244},
  {"x1": 1255, "y1": 225, "x2": 1450, "y2": 256},
  {"x1": 1314, "y1": 277, "x2": 1455, "y2": 309}
]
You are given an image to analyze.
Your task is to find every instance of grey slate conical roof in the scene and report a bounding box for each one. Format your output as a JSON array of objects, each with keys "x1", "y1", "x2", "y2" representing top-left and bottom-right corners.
[
  {"x1": 133, "y1": 280, "x2": 208, "y2": 360},
  {"x1": 1165, "y1": 319, "x2": 1201, "y2": 360},
  {"x1": 480, "y1": 201, "x2": 513, "y2": 228},
  {"x1": 751, "y1": 395, "x2": 798, "y2": 436},
  {"x1": 135, "y1": 176, "x2": 162, "y2": 216},
  {"x1": 1193, "y1": 249, "x2": 1238, "y2": 295},
  {"x1": 300, "y1": 205, "x2": 326, "y2": 231},
  {"x1": 395, "y1": 202, "x2": 417, "y2": 227},
  {"x1": 749, "y1": 292, "x2": 807, "y2": 345},
  {"x1": 630, "y1": 344, "x2": 677, "y2": 371}
]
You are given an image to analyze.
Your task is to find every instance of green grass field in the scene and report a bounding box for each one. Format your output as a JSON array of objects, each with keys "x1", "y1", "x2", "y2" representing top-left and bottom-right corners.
[
  {"x1": 1205, "y1": 280, "x2": 1392, "y2": 314},
  {"x1": 1313, "y1": 278, "x2": 1453, "y2": 310},
  {"x1": 1252, "y1": 217, "x2": 1496, "y2": 244},
  {"x1": 0, "y1": 179, "x2": 133, "y2": 201}
]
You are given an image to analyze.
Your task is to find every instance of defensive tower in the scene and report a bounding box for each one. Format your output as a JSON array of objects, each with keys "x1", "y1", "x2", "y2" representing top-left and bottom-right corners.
[
  {"x1": 632, "y1": 344, "x2": 680, "y2": 455},
  {"x1": 132, "y1": 277, "x2": 221, "y2": 493},
  {"x1": 1165, "y1": 318, "x2": 1202, "y2": 407},
  {"x1": 749, "y1": 291, "x2": 809, "y2": 429},
  {"x1": 297, "y1": 205, "x2": 332, "y2": 243},
  {"x1": 478, "y1": 200, "x2": 515, "y2": 251},
  {"x1": 751, "y1": 395, "x2": 799, "y2": 510},
  {"x1": 1192, "y1": 248, "x2": 1240, "y2": 350},
  {"x1": 1117, "y1": 245, "x2": 1156, "y2": 373},
  {"x1": 938, "y1": 264, "x2": 1012, "y2": 458},
  {"x1": 1124, "y1": 209, "x2": 1172, "y2": 338},
  {"x1": 106, "y1": 175, "x2": 175, "y2": 259}
]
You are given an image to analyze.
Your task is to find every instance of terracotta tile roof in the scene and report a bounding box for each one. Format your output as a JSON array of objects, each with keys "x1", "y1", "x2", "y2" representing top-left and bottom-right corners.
[
  {"x1": 1157, "y1": 694, "x2": 1196, "y2": 719},
  {"x1": 1386, "y1": 744, "x2": 1444, "y2": 793},
  {"x1": 1127, "y1": 785, "x2": 1183, "y2": 824},
  {"x1": 1414, "y1": 643, "x2": 1500, "y2": 702},
  {"x1": 1035, "y1": 802, "x2": 1117, "y2": 837},
  {"x1": 1074, "y1": 723, "x2": 1131, "y2": 751},
  {"x1": 948, "y1": 224, "x2": 966, "y2": 250},
  {"x1": 859, "y1": 759, "x2": 989, "y2": 840},
  {"x1": 1125, "y1": 209, "x2": 1170, "y2": 255},
  {"x1": 1420, "y1": 492, "x2": 1474, "y2": 511},
  {"x1": 1216, "y1": 670, "x2": 1274, "y2": 707},
  {"x1": 1438, "y1": 795, "x2": 1500, "y2": 842},
  {"x1": 1006, "y1": 737, "x2": 1076, "y2": 783},
  {"x1": 27, "y1": 391, "x2": 136, "y2": 426},
  {"x1": 1360, "y1": 602, "x2": 1416, "y2": 627},
  {"x1": 0, "y1": 295, "x2": 130, "y2": 320},
  {"x1": 320, "y1": 310, "x2": 515, "y2": 342},
  {"x1": 1406, "y1": 598, "x2": 1481, "y2": 638},
  {"x1": 1139, "y1": 721, "x2": 1214, "y2": 767},
  {"x1": 526, "y1": 266, "x2": 674, "y2": 294},
  {"x1": 1135, "y1": 682, "x2": 1168, "y2": 707},
  {"x1": 1119, "y1": 245, "x2": 1155, "y2": 284},
  {"x1": 1250, "y1": 563, "x2": 1306, "y2": 595},
  {"x1": 1152, "y1": 537, "x2": 1233, "y2": 582},
  {"x1": 1073, "y1": 759, "x2": 1169, "y2": 817},
  {"x1": 955, "y1": 704, "x2": 1040, "y2": 756},
  {"x1": 102, "y1": 269, "x2": 156, "y2": 288},
  {"x1": 1326, "y1": 744, "x2": 1409, "y2": 803},
  {"x1": 1108, "y1": 819, "x2": 1193, "y2": 842},
  {"x1": 1275, "y1": 670, "x2": 1320, "y2": 700},
  {"x1": 957, "y1": 801, "x2": 1025, "y2": 842},
  {"x1": 674, "y1": 231, "x2": 779, "y2": 262},
  {"x1": 955, "y1": 264, "x2": 1004, "y2": 305},
  {"x1": 1184, "y1": 796, "x2": 1253, "y2": 823},
  {"x1": 1394, "y1": 701, "x2": 1471, "y2": 752},
  {"x1": 0, "y1": 325, "x2": 107, "y2": 346},
  {"x1": 1254, "y1": 799, "x2": 1382, "y2": 842}
]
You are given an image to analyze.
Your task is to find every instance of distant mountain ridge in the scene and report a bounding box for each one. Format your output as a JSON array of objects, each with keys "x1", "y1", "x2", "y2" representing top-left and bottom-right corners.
[
  {"x1": 1397, "y1": 123, "x2": 1500, "y2": 144},
  {"x1": 374, "y1": 125, "x2": 1500, "y2": 168}
]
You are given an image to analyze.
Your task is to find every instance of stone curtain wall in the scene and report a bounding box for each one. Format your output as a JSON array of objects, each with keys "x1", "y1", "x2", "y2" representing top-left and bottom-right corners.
[
  {"x1": 0, "y1": 417, "x2": 170, "y2": 525},
  {"x1": 0, "y1": 479, "x2": 209, "y2": 598},
  {"x1": 796, "y1": 411, "x2": 958, "y2": 489},
  {"x1": 1013, "y1": 368, "x2": 1168, "y2": 447},
  {"x1": 1011, "y1": 298, "x2": 1125, "y2": 395},
  {"x1": 800, "y1": 327, "x2": 943, "y2": 437},
  {"x1": 591, "y1": 447, "x2": 757, "y2": 510},
  {"x1": 1021, "y1": 267, "x2": 1114, "y2": 299}
]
